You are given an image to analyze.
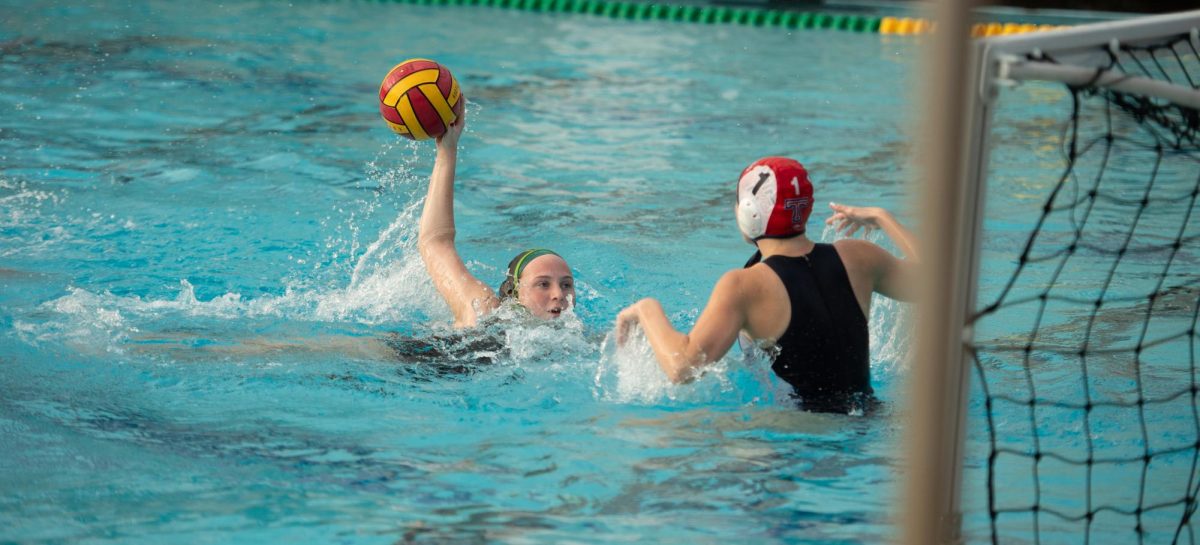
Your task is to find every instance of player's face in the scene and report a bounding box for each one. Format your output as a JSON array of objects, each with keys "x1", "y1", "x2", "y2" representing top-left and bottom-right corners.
[{"x1": 517, "y1": 255, "x2": 575, "y2": 320}]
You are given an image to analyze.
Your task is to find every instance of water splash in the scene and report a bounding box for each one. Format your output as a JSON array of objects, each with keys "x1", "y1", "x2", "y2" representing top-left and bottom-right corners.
[
  {"x1": 591, "y1": 326, "x2": 790, "y2": 407},
  {"x1": 499, "y1": 305, "x2": 592, "y2": 364},
  {"x1": 1, "y1": 137, "x2": 470, "y2": 352},
  {"x1": 348, "y1": 140, "x2": 425, "y2": 280},
  {"x1": 0, "y1": 178, "x2": 63, "y2": 215},
  {"x1": 315, "y1": 197, "x2": 446, "y2": 325},
  {"x1": 13, "y1": 286, "x2": 132, "y2": 352},
  {"x1": 868, "y1": 291, "x2": 912, "y2": 377},
  {"x1": 311, "y1": 135, "x2": 465, "y2": 325},
  {"x1": 593, "y1": 327, "x2": 681, "y2": 404},
  {"x1": 0, "y1": 178, "x2": 68, "y2": 258}
]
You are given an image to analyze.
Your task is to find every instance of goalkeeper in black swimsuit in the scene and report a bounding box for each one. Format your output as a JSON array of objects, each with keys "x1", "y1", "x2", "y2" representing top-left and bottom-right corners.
[{"x1": 615, "y1": 157, "x2": 920, "y2": 412}]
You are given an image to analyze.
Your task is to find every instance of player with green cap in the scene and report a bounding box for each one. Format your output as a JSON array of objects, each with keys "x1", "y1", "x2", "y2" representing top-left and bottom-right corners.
[{"x1": 417, "y1": 104, "x2": 575, "y2": 328}]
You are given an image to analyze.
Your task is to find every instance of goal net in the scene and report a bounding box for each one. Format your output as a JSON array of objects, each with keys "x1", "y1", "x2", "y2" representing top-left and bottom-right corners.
[{"x1": 961, "y1": 10, "x2": 1200, "y2": 545}]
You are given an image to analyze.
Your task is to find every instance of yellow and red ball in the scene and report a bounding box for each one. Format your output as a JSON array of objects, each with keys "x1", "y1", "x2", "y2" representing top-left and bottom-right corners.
[{"x1": 378, "y1": 59, "x2": 464, "y2": 140}]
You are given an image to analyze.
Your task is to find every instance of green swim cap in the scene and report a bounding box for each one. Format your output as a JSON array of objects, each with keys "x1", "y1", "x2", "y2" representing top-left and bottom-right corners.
[{"x1": 498, "y1": 248, "x2": 561, "y2": 300}]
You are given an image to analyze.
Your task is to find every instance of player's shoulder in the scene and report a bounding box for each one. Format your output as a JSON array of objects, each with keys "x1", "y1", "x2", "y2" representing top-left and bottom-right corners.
[
  {"x1": 831, "y1": 238, "x2": 893, "y2": 269},
  {"x1": 715, "y1": 266, "x2": 755, "y2": 289},
  {"x1": 703, "y1": 266, "x2": 755, "y2": 299},
  {"x1": 715, "y1": 263, "x2": 782, "y2": 300}
]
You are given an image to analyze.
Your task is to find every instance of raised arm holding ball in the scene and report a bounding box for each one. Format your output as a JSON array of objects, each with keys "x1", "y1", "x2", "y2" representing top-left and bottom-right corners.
[
  {"x1": 379, "y1": 60, "x2": 575, "y2": 329},
  {"x1": 416, "y1": 107, "x2": 575, "y2": 327},
  {"x1": 614, "y1": 158, "x2": 919, "y2": 412}
]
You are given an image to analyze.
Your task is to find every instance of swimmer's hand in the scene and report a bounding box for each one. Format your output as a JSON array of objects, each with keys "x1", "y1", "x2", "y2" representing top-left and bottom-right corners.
[
  {"x1": 826, "y1": 203, "x2": 889, "y2": 237},
  {"x1": 615, "y1": 302, "x2": 642, "y2": 346},
  {"x1": 436, "y1": 97, "x2": 467, "y2": 149},
  {"x1": 828, "y1": 202, "x2": 920, "y2": 264}
]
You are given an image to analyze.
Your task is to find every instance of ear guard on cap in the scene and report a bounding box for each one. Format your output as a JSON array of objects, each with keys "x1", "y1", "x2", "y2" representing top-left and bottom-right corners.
[
  {"x1": 498, "y1": 277, "x2": 516, "y2": 299},
  {"x1": 737, "y1": 196, "x2": 766, "y2": 239},
  {"x1": 736, "y1": 164, "x2": 778, "y2": 241}
]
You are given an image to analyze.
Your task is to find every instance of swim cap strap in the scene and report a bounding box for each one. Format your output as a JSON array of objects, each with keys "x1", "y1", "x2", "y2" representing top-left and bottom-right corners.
[{"x1": 499, "y1": 248, "x2": 560, "y2": 299}]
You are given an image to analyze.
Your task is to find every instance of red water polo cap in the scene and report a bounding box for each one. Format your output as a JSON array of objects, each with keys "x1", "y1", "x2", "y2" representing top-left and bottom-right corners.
[{"x1": 735, "y1": 157, "x2": 814, "y2": 241}]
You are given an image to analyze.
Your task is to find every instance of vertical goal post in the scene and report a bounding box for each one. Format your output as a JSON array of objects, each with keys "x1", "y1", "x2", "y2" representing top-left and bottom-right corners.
[{"x1": 907, "y1": 7, "x2": 1200, "y2": 545}]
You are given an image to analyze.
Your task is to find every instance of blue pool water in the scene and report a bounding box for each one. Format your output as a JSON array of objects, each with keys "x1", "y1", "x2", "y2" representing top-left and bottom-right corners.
[
  {"x1": 3, "y1": 1, "x2": 1192, "y2": 544},
  {"x1": 0, "y1": 2, "x2": 918, "y2": 543}
]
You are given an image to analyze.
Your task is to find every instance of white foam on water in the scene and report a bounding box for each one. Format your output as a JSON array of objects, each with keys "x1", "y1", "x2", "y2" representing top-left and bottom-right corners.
[
  {"x1": 14, "y1": 142, "x2": 474, "y2": 350},
  {"x1": 0, "y1": 178, "x2": 69, "y2": 257},
  {"x1": 0, "y1": 178, "x2": 63, "y2": 211},
  {"x1": 307, "y1": 138, "x2": 454, "y2": 325},
  {"x1": 593, "y1": 327, "x2": 679, "y2": 404},
  {"x1": 499, "y1": 303, "x2": 594, "y2": 367},
  {"x1": 22, "y1": 272, "x2": 435, "y2": 353},
  {"x1": 592, "y1": 325, "x2": 786, "y2": 407},
  {"x1": 314, "y1": 195, "x2": 448, "y2": 325},
  {"x1": 14, "y1": 287, "x2": 133, "y2": 352},
  {"x1": 869, "y1": 291, "x2": 912, "y2": 377}
]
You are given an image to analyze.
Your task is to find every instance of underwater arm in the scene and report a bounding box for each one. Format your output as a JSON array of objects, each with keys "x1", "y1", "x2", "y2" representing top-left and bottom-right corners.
[
  {"x1": 616, "y1": 272, "x2": 747, "y2": 383},
  {"x1": 417, "y1": 108, "x2": 499, "y2": 327}
]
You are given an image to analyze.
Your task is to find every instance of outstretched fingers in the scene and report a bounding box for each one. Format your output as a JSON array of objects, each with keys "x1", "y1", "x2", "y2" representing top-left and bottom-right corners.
[{"x1": 826, "y1": 202, "x2": 877, "y2": 238}]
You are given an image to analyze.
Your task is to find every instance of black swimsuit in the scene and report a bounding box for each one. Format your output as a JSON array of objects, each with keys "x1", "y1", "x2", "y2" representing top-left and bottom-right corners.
[
  {"x1": 383, "y1": 330, "x2": 506, "y2": 377},
  {"x1": 762, "y1": 244, "x2": 874, "y2": 412}
]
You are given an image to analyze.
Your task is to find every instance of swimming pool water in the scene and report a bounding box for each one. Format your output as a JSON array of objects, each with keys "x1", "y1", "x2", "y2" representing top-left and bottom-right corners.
[
  {"x1": 0, "y1": 2, "x2": 920, "y2": 542},
  {"x1": 3, "y1": 1, "x2": 1190, "y2": 544}
]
